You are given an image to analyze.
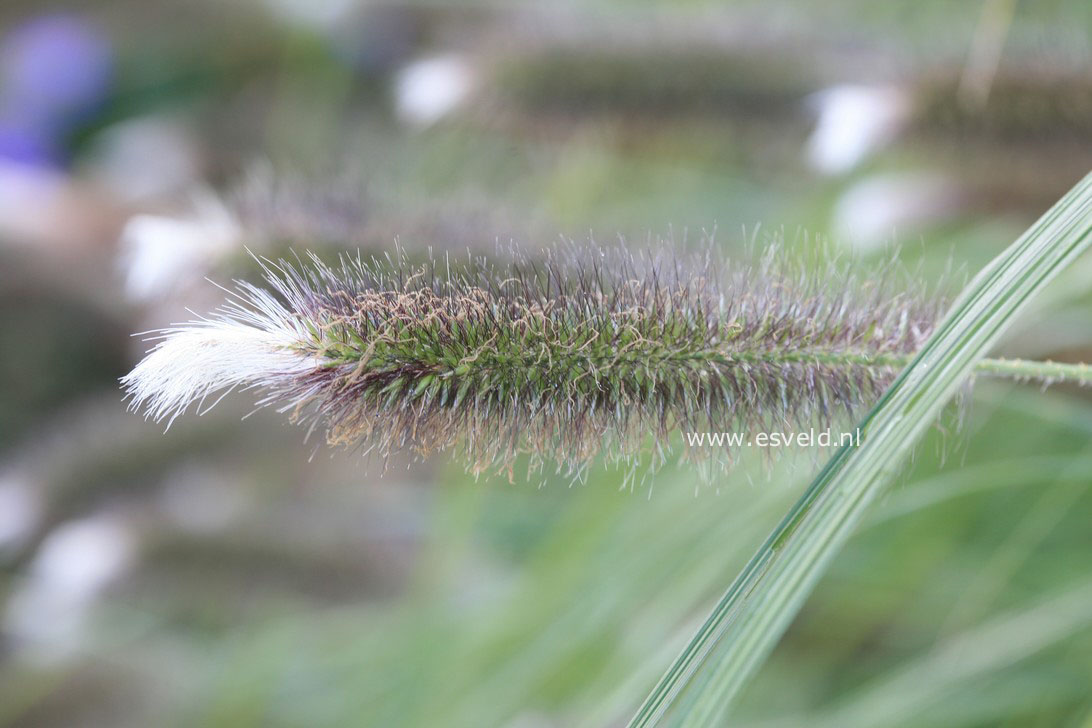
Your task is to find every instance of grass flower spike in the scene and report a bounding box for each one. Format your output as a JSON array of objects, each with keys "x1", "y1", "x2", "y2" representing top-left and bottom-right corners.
[{"x1": 124, "y1": 243, "x2": 951, "y2": 473}]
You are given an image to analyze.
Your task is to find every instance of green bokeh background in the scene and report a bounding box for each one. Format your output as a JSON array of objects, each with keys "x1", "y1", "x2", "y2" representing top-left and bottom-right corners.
[{"x1": 0, "y1": 2, "x2": 1089, "y2": 726}]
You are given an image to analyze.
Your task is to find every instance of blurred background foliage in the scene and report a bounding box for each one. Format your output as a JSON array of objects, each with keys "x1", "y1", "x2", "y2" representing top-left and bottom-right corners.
[{"x1": 0, "y1": 1, "x2": 1090, "y2": 726}]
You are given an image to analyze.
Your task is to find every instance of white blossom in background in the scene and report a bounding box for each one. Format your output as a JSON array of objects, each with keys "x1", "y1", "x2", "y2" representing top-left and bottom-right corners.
[
  {"x1": 806, "y1": 84, "x2": 912, "y2": 175},
  {"x1": 394, "y1": 55, "x2": 475, "y2": 127},
  {"x1": 85, "y1": 115, "x2": 202, "y2": 204},
  {"x1": 0, "y1": 472, "x2": 41, "y2": 552},
  {"x1": 833, "y1": 172, "x2": 961, "y2": 251},
  {"x1": 0, "y1": 160, "x2": 116, "y2": 252},
  {"x1": 118, "y1": 190, "x2": 240, "y2": 301},
  {"x1": 0, "y1": 162, "x2": 64, "y2": 245},
  {"x1": 4, "y1": 514, "x2": 135, "y2": 662}
]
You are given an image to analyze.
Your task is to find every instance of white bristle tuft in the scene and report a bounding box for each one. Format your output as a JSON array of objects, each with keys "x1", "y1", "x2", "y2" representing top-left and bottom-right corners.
[{"x1": 122, "y1": 321, "x2": 314, "y2": 429}]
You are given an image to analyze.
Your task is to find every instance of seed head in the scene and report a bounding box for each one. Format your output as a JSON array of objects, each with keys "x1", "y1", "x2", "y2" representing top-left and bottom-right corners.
[{"x1": 123, "y1": 243, "x2": 942, "y2": 475}]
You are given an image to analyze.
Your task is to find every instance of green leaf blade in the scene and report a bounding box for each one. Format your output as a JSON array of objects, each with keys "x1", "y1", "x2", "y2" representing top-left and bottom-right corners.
[{"x1": 628, "y1": 172, "x2": 1092, "y2": 727}]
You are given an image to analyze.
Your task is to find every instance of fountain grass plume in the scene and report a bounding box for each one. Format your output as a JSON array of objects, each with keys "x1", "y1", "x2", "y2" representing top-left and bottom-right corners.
[{"x1": 123, "y1": 241, "x2": 950, "y2": 474}]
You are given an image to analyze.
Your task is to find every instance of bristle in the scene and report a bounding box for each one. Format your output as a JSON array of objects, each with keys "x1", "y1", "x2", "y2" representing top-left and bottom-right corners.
[{"x1": 122, "y1": 243, "x2": 943, "y2": 473}]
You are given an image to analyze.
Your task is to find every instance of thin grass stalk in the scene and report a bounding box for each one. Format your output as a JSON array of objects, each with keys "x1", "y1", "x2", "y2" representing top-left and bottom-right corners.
[{"x1": 627, "y1": 171, "x2": 1092, "y2": 727}]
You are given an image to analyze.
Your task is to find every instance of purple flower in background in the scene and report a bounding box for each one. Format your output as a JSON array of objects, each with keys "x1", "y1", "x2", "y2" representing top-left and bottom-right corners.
[
  {"x1": 0, "y1": 13, "x2": 113, "y2": 166},
  {"x1": 0, "y1": 117, "x2": 59, "y2": 165},
  {"x1": 1, "y1": 13, "x2": 112, "y2": 120}
]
